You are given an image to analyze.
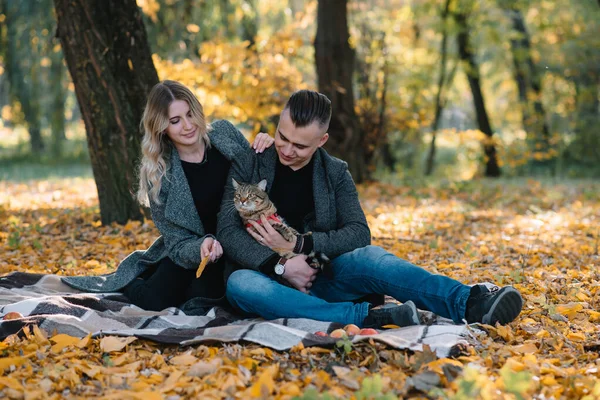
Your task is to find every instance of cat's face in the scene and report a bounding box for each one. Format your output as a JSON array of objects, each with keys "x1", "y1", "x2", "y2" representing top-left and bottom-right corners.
[{"x1": 232, "y1": 179, "x2": 268, "y2": 213}]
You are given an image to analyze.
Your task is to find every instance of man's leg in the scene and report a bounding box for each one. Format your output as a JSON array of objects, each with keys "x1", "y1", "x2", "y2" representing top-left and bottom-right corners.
[
  {"x1": 312, "y1": 245, "x2": 472, "y2": 323},
  {"x1": 226, "y1": 269, "x2": 371, "y2": 326}
]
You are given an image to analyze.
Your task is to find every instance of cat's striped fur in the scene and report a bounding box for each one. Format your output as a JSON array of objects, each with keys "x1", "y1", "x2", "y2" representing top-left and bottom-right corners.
[{"x1": 232, "y1": 179, "x2": 329, "y2": 270}]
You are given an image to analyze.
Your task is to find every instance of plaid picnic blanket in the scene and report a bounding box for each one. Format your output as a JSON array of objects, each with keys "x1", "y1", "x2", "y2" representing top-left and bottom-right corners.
[{"x1": 0, "y1": 272, "x2": 475, "y2": 357}]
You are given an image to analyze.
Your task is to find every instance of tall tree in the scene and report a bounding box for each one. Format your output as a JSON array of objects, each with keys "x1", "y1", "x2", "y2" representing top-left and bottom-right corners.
[
  {"x1": 49, "y1": 41, "x2": 66, "y2": 157},
  {"x1": 503, "y1": 3, "x2": 551, "y2": 166},
  {"x1": 219, "y1": 0, "x2": 236, "y2": 39},
  {"x1": 355, "y1": 23, "x2": 391, "y2": 175},
  {"x1": 241, "y1": 0, "x2": 258, "y2": 48},
  {"x1": 4, "y1": 1, "x2": 45, "y2": 154},
  {"x1": 0, "y1": 0, "x2": 8, "y2": 111},
  {"x1": 314, "y1": 0, "x2": 366, "y2": 182},
  {"x1": 54, "y1": 0, "x2": 159, "y2": 225},
  {"x1": 425, "y1": 0, "x2": 454, "y2": 176},
  {"x1": 454, "y1": 8, "x2": 501, "y2": 177}
]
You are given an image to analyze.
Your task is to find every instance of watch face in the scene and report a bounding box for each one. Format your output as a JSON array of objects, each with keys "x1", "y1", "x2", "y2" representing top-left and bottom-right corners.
[{"x1": 275, "y1": 264, "x2": 285, "y2": 275}]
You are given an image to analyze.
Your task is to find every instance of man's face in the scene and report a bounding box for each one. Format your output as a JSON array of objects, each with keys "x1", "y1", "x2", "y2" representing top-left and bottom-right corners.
[{"x1": 274, "y1": 109, "x2": 329, "y2": 171}]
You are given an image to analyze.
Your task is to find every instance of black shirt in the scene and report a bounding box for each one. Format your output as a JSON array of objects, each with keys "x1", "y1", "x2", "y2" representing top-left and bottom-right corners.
[
  {"x1": 260, "y1": 158, "x2": 316, "y2": 274},
  {"x1": 269, "y1": 158, "x2": 315, "y2": 232},
  {"x1": 180, "y1": 145, "x2": 231, "y2": 235}
]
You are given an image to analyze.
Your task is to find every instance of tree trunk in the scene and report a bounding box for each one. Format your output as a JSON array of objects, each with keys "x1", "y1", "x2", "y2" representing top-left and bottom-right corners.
[
  {"x1": 241, "y1": 0, "x2": 258, "y2": 48},
  {"x1": 505, "y1": 7, "x2": 552, "y2": 166},
  {"x1": 219, "y1": 0, "x2": 235, "y2": 39},
  {"x1": 4, "y1": 0, "x2": 44, "y2": 154},
  {"x1": 571, "y1": 77, "x2": 600, "y2": 164},
  {"x1": 49, "y1": 41, "x2": 66, "y2": 157},
  {"x1": 54, "y1": 0, "x2": 159, "y2": 225},
  {"x1": 314, "y1": 0, "x2": 366, "y2": 182},
  {"x1": 425, "y1": 0, "x2": 452, "y2": 176},
  {"x1": 455, "y1": 12, "x2": 501, "y2": 177}
]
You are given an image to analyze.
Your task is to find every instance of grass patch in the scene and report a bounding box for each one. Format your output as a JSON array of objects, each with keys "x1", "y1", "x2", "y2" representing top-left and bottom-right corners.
[{"x1": 0, "y1": 162, "x2": 93, "y2": 181}]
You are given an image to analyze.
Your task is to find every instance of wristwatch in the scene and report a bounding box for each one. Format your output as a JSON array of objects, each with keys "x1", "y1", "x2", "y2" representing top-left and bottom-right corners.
[{"x1": 274, "y1": 257, "x2": 288, "y2": 276}]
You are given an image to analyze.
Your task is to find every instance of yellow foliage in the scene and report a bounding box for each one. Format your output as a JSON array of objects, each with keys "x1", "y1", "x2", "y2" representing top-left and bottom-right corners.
[
  {"x1": 137, "y1": 0, "x2": 160, "y2": 22},
  {"x1": 153, "y1": 34, "x2": 306, "y2": 135},
  {"x1": 1, "y1": 179, "x2": 599, "y2": 398}
]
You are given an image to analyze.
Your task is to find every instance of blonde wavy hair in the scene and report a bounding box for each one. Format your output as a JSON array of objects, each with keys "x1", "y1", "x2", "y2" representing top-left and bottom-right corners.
[{"x1": 137, "y1": 80, "x2": 211, "y2": 206}]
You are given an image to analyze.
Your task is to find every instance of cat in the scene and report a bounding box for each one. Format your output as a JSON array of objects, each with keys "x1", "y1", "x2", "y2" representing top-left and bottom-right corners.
[{"x1": 232, "y1": 178, "x2": 329, "y2": 271}]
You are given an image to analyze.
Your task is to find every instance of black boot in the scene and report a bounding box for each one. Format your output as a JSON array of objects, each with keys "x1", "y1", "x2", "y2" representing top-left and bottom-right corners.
[
  {"x1": 362, "y1": 301, "x2": 420, "y2": 328},
  {"x1": 465, "y1": 285, "x2": 523, "y2": 325}
]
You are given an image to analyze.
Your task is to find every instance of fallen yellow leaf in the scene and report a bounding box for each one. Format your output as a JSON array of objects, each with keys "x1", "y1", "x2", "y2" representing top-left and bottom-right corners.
[
  {"x1": 169, "y1": 353, "x2": 198, "y2": 366},
  {"x1": 425, "y1": 358, "x2": 464, "y2": 375},
  {"x1": 249, "y1": 364, "x2": 279, "y2": 397},
  {"x1": 50, "y1": 333, "x2": 80, "y2": 353},
  {"x1": 0, "y1": 357, "x2": 27, "y2": 371},
  {"x1": 0, "y1": 376, "x2": 24, "y2": 390},
  {"x1": 556, "y1": 303, "x2": 584, "y2": 320},
  {"x1": 279, "y1": 381, "x2": 301, "y2": 396},
  {"x1": 160, "y1": 370, "x2": 183, "y2": 393},
  {"x1": 509, "y1": 342, "x2": 538, "y2": 354},
  {"x1": 504, "y1": 357, "x2": 527, "y2": 372},
  {"x1": 32, "y1": 325, "x2": 49, "y2": 344},
  {"x1": 100, "y1": 336, "x2": 137, "y2": 353},
  {"x1": 567, "y1": 332, "x2": 586, "y2": 342},
  {"x1": 77, "y1": 334, "x2": 92, "y2": 348}
]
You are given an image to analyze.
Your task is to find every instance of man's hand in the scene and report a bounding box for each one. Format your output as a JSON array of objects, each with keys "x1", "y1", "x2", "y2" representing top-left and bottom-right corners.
[
  {"x1": 282, "y1": 255, "x2": 318, "y2": 293},
  {"x1": 247, "y1": 215, "x2": 295, "y2": 254},
  {"x1": 200, "y1": 237, "x2": 223, "y2": 263},
  {"x1": 251, "y1": 132, "x2": 274, "y2": 153}
]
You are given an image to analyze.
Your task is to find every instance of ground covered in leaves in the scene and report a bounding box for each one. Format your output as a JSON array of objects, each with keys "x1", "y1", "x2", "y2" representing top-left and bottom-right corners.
[{"x1": 0, "y1": 177, "x2": 599, "y2": 399}]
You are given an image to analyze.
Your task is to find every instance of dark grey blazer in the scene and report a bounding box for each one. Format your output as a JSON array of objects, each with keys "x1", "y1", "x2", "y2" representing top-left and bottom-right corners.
[
  {"x1": 62, "y1": 120, "x2": 250, "y2": 293},
  {"x1": 217, "y1": 146, "x2": 371, "y2": 279}
]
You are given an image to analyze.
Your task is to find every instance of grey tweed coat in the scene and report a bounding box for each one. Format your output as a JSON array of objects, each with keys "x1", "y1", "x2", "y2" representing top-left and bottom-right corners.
[
  {"x1": 217, "y1": 146, "x2": 371, "y2": 280},
  {"x1": 62, "y1": 120, "x2": 250, "y2": 293}
]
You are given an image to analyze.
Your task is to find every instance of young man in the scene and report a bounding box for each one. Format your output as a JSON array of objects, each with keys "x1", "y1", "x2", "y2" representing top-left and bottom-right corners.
[{"x1": 217, "y1": 90, "x2": 523, "y2": 329}]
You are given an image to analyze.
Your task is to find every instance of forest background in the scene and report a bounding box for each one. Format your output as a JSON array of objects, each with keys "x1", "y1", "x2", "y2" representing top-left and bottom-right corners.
[
  {"x1": 0, "y1": 0, "x2": 599, "y2": 399},
  {"x1": 1, "y1": 0, "x2": 598, "y2": 198}
]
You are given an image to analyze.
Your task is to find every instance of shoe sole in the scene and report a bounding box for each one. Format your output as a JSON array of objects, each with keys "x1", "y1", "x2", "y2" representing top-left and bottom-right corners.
[
  {"x1": 482, "y1": 287, "x2": 523, "y2": 325},
  {"x1": 404, "y1": 301, "x2": 421, "y2": 326}
]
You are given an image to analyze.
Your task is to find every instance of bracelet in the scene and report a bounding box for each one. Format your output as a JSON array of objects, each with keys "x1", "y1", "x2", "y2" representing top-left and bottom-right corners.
[{"x1": 293, "y1": 235, "x2": 304, "y2": 254}]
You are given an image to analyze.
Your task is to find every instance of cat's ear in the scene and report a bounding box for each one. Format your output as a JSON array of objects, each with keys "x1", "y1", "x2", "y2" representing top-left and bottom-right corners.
[
  {"x1": 232, "y1": 178, "x2": 240, "y2": 189},
  {"x1": 257, "y1": 179, "x2": 267, "y2": 191}
]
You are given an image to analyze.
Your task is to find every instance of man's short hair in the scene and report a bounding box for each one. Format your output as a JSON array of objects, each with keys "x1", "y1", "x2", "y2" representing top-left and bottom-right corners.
[{"x1": 284, "y1": 90, "x2": 332, "y2": 129}]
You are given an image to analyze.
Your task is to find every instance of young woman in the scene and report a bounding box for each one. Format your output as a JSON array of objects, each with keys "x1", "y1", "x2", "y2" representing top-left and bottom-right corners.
[{"x1": 62, "y1": 80, "x2": 273, "y2": 313}]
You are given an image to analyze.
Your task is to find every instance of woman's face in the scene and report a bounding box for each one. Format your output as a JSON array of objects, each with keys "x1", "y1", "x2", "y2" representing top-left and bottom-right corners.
[{"x1": 164, "y1": 100, "x2": 200, "y2": 149}]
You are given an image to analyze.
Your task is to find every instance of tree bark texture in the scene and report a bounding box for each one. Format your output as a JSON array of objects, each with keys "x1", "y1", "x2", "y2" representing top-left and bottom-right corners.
[
  {"x1": 425, "y1": 0, "x2": 452, "y2": 176},
  {"x1": 572, "y1": 77, "x2": 600, "y2": 164},
  {"x1": 314, "y1": 0, "x2": 366, "y2": 182},
  {"x1": 4, "y1": 1, "x2": 44, "y2": 154},
  {"x1": 455, "y1": 12, "x2": 501, "y2": 177},
  {"x1": 54, "y1": 0, "x2": 159, "y2": 225},
  {"x1": 506, "y1": 8, "x2": 551, "y2": 160},
  {"x1": 50, "y1": 41, "x2": 66, "y2": 157}
]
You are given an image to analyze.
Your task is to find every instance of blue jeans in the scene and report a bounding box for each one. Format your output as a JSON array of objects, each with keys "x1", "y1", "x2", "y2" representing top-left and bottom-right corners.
[{"x1": 226, "y1": 245, "x2": 471, "y2": 326}]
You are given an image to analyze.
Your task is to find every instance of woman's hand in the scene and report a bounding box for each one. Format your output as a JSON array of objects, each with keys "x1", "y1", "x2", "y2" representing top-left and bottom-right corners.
[
  {"x1": 200, "y1": 237, "x2": 223, "y2": 263},
  {"x1": 246, "y1": 215, "x2": 295, "y2": 253},
  {"x1": 252, "y1": 132, "x2": 274, "y2": 153}
]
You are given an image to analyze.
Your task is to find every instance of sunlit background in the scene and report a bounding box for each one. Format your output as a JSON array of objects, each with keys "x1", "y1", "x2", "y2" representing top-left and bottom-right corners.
[{"x1": 0, "y1": 0, "x2": 598, "y2": 182}]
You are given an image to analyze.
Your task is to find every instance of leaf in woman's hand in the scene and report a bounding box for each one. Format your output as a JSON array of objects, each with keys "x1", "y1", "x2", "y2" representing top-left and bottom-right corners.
[{"x1": 196, "y1": 256, "x2": 210, "y2": 278}]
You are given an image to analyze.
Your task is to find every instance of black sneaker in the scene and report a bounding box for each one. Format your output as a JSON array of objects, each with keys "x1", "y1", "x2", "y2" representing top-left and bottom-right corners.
[
  {"x1": 465, "y1": 285, "x2": 523, "y2": 325},
  {"x1": 362, "y1": 300, "x2": 420, "y2": 328}
]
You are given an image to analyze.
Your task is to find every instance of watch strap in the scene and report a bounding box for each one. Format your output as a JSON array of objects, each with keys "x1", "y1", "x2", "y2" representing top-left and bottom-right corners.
[{"x1": 274, "y1": 257, "x2": 288, "y2": 275}]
